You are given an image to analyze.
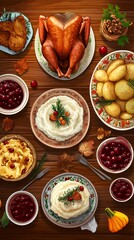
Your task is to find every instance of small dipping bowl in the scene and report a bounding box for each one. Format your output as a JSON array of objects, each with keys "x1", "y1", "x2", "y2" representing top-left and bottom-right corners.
[
  {"x1": 109, "y1": 178, "x2": 134, "y2": 202},
  {"x1": 0, "y1": 74, "x2": 29, "y2": 115},
  {"x1": 5, "y1": 190, "x2": 39, "y2": 226},
  {"x1": 96, "y1": 137, "x2": 133, "y2": 174}
]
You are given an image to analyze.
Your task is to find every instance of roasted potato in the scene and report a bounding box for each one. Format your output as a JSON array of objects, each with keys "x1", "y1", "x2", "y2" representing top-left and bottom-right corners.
[
  {"x1": 116, "y1": 99, "x2": 126, "y2": 112},
  {"x1": 107, "y1": 59, "x2": 125, "y2": 75},
  {"x1": 104, "y1": 102, "x2": 121, "y2": 118},
  {"x1": 108, "y1": 65, "x2": 127, "y2": 82},
  {"x1": 102, "y1": 82, "x2": 116, "y2": 100},
  {"x1": 115, "y1": 80, "x2": 134, "y2": 100},
  {"x1": 96, "y1": 82, "x2": 104, "y2": 97},
  {"x1": 125, "y1": 63, "x2": 134, "y2": 80},
  {"x1": 94, "y1": 70, "x2": 108, "y2": 82},
  {"x1": 125, "y1": 98, "x2": 134, "y2": 114},
  {"x1": 120, "y1": 112, "x2": 133, "y2": 120}
]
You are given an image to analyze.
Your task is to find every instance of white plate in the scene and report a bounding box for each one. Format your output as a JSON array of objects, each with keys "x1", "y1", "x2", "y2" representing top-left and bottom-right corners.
[
  {"x1": 41, "y1": 172, "x2": 98, "y2": 228},
  {"x1": 0, "y1": 11, "x2": 33, "y2": 55},
  {"x1": 35, "y1": 27, "x2": 95, "y2": 80},
  {"x1": 90, "y1": 50, "x2": 134, "y2": 131}
]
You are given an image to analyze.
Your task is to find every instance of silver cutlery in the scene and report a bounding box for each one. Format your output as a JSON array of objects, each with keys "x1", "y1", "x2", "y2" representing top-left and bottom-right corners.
[
  {"x1": 77, "y1": 154, "x2": 112, "y2": 181},
  {"x1": 21, "y1": 167, "x2": 50, "y2": 190}
]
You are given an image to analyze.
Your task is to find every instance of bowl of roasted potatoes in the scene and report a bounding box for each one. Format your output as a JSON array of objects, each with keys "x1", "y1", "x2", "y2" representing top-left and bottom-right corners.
[{"x1": 90, "y1": 50, "x2": 134, "y2": 130}]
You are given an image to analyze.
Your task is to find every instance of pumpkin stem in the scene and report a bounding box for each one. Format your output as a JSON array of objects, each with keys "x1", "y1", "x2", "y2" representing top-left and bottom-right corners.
[{"x1": 105, "y1": 208, "x2": 115, "y2": 218}]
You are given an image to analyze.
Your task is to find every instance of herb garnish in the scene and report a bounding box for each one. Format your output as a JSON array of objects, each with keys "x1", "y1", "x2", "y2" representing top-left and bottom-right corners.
[
  {"x1": 102, "y1": 4, "x2": 131, "y2": 27},
  {"x1": 50, "y1": 99, "x2": 70, "y2": 127},
  {"x1": 96, "y1": 98, "x2": 115, "y2": 106},
  {"x1": 58, "y1": 186, "x2": 81, "y2": 205},
  {"x1": 30, "y1": 153, "x2": 46, "y2": 179},
  {"x1": 127, "y1": 79, "x2": 134, "y2": 89},
  {"x1": 0, "y1": 212, "x2": 9, "y2": 228}
]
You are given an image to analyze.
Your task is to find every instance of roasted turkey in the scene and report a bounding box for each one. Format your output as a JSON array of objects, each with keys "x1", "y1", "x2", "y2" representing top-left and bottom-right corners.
[{"x1": 38, "y1": 12, "x2": 90, "y2": 78}]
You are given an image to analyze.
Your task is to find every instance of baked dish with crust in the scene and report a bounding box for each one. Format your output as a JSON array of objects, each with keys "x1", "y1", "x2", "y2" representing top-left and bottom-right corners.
[{"x1": 0, "y1": 135, "x2": 36, "y2": 181}]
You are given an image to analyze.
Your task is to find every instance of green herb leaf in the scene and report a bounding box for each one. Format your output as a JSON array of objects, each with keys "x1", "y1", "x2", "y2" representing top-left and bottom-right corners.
[
  {"x1": 0, "y1": 212, "x2": 9, "y2": 228},
  {"x1": 127, "y1": 79, "x2": 134, "y2": 89},
  {"x1": 51, "y1": 99, "x2": 71, "y2": 128},
  {"x1": 96, "y1": 98, "x2": 115, "y2": 106},
  {"x1": 30, "y1": 153, "x2": 46, "y2": 179},
  {"x1": 58, "y1": 186, "x2": 80, "y2": 205},
  {"x1": 102, "y1": 3, "x2": 130, "y2": 28},
  {"x1": 117, "y1": 35, "x2": 129, "y2": 46}
]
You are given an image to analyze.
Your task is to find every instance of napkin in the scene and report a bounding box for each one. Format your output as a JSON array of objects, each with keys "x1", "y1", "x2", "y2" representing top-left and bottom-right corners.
[{"x1": 81, "y1": 216, "x2": 98, "y2": 233}]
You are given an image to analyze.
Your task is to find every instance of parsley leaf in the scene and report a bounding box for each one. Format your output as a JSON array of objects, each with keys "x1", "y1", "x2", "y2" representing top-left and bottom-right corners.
[
  {"x1": 0, "y1": 212, "x2": 9, "y2": 228},
  {"x1": 117, "y1": 35, "x2": 129, "y2": 46}
]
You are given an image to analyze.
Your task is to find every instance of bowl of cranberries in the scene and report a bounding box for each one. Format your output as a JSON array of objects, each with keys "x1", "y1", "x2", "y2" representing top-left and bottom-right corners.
[
  {"x1": 109, "y1": 178, "x2": 134, "y2": 202},
  {"x1": 96, "y1": 137, "x2": 133, "y2": 174},
  {"x1": 6, "y1": 190, "x2": 39, "y2": 226},
  {"x1": 0, "y1": 74, "x2": 29, "y2": 115}
]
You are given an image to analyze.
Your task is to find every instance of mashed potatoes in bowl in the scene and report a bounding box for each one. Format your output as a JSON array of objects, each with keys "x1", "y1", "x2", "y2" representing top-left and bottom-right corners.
[{"x1": 41, "y1": 173, "x2": 98, "y2": 228}]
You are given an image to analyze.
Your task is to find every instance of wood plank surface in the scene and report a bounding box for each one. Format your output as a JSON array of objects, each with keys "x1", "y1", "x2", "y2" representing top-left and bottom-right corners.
[{"x1": 0, "y1": 0, "x2": 134, "y2": 240}]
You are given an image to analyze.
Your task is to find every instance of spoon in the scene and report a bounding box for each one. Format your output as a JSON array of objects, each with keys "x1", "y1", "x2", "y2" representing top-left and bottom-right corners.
[{"x1": 21, "y1": 168, "x2": 50, "y2": 191}]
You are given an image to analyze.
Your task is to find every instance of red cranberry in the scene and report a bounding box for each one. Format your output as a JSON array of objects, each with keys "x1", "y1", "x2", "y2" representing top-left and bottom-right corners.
[
  {"x1": 99, "y1": 46, "x2": 107, "y2": 55},
  {"x1": 68, "y1": 196, "x2": 73, "y2": 201},
  {"x1": 8, "y1": 148, "x2": 14, "y2": 153},
  {"x1": 10, "y1": 163, "x2": 15, "y2": 169},
  {"x1": 79, "y1": 186, "x2": 84, "y2": 191},
  {"x1": 30, "y1": 80, "x2": 38, "y2": 88},
  {"x1": 53, "y1": 110, "x2": 59, "y2": 116}
]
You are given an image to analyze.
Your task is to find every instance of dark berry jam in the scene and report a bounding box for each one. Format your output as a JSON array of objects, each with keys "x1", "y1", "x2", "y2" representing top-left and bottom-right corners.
[
  {"x1": 111, "y1": 179, "x2": 133, "y2": 200},
  {"x1": 10, "y1": 194, "x2": 36, "y2": 222},
  {"x1": 0, "y1": 80, "x2": 23, "y2": 109},
  {"x1": 100, "y1": 141, "x2": 131, "y2": 171}
]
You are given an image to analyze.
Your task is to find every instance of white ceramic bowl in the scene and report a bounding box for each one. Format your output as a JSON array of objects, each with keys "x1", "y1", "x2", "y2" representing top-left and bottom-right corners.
[
  {"x1": 0, "y1": 74, "x2": 29, "y2": 115},
  {"x1": 5, "y1": 190, "x2": 39, "y2": 226},
  {"x1": 109, "y1": 178, "x2": 134, "y2": 202},
  {"x1": 90, "y1": 50, "x2": 134, "y2": 131},
  {"x1": 96, "y1": 136, "x2": 133, "y2": 174}
]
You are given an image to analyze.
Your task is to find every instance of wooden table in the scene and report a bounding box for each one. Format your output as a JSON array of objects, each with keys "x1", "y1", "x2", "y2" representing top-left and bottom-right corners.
[{"x1": 0, "y1": 0, "x2": 134, "y2": 239}]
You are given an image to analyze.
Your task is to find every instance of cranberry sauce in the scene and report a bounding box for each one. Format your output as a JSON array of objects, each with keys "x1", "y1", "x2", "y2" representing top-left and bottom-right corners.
[
  {"x1": 111, "y1": 179, "x2": 133, "y2": 200},
  {"x1": 0, "y1": 80, "x2": 23, "y2": 109},
  {"x1": 10, "y1": 194, "x2": 36, "y2": 222},
  {"x1": 100, "y1": 140, "x2": 131, "y2": 170}
]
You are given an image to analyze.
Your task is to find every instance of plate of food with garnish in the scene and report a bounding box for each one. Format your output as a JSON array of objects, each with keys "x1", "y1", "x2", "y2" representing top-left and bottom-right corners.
[
  {"x1": 35, "y1": 12, "x2": 95, "y2": 80},
  {"x1": 0, "y1": 9, "x2": 33, "y2": 54},
  {"x1": 90, "y1": 50, "x2": 134, "y2": 131},
  {"x1": 30, "y1": 88, "x2": 90, "y2": 148},
  {"x1": 41, "y1": 172, "x2": 98, "y2": 228}
]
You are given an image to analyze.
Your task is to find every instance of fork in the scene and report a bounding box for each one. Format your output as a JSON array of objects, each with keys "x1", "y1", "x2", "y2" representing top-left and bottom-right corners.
[
  {"x1": 77, "y1": 154, "x2": 112, "y2": 181},
  {"x1": 21, "y1": 167, "x2": 50, "y2": 190}
]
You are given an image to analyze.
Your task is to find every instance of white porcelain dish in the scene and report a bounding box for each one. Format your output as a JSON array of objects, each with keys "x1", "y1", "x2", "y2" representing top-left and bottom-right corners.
[{"x1": 0, "y1": 74, "x2": 29, "y2": 115}]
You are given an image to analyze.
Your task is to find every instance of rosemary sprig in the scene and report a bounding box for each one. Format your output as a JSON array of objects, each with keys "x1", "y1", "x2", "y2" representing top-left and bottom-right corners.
[
  {"x1": 127, "y1": 79, "x2": 134, "y2": 89},
  {"x1": 30, "y1": 153, "x2": 46, "y2": 179},
  {"x1": 58, "y1": 186, "x2": 79, "y2": 205},
  {"x1": 51, "y1": 99, "x2": 70, "y2": 127},
  {"x1": 96, "y1": 98, "x2": 115, "y2": 106}
]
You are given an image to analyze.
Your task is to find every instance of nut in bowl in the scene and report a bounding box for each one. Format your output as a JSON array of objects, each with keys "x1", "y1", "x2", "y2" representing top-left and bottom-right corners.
[
  {"x1": 0, "y1": 134, "x2": 36, "y2": 181},
  {"x1": 96, "y1": 137, "x2": 133, "y2": 174},
  {"x1": 109, "y1": 178, "x2": 134, "y2": 202},
  {"x1": 5, "y1": 190, "x2": 39, "y2": 226},
  {"x1": 90, "y1": 50, "x2": 134, "y2": 131},
  {"x1": 0, "y1": 74, "x2": 29, "y2": 115}
]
